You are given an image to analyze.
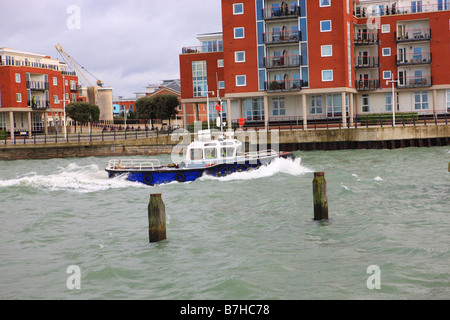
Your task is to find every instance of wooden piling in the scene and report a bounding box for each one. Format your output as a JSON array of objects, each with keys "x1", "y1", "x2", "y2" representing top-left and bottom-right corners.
[
  {"x1": 313, "y1": 172, "x2": 329, "y2": 221},
  {"x1": 148, "y1": 193, "x2": 167, "y2": 243}
]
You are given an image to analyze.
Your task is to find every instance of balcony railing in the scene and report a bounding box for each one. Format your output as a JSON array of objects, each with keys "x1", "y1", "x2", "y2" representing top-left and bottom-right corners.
[
  {"x1": 353, "y1": 33, "x2": 379, "y2": 45},
  {"x1": 396, "y1": 52, "x2": 432, "y2": 65},
  {"x1": 265, "y1": 79, "x2": 302, "y2": 92},
  {"x1": 397, "y1": 75, "x2": 432, "y2": 89},
  {"x1": 355, "y1": 79, "x2": 380, "y2": 91},
  {"x1": 182, "y1": 44, "x2": 223, "y2": 54},
  {"x1": 61, "y1": 70, "x2": 77, "y2": 76},
  {"x1": 28, "y1": 99, "x2": 50, "y2": 110},
  {"x1": 395, "y1": 29, "x2": 431, "y2": 42},
  {"x1": 262, "y1": 4, "x2": 300, "y2": 20},
  {"x1": 263, "y1": 30, "x2": 301, "y2": 45},
  {"x1": 355, "y1": 3, "x2": 450, "y2": 17},
  {"x1": 355, "y1": 56, "x2": 380, "y2": 68},
  {"x1": 264, "y1": 55, "x2": 302, "y2": 69},
  {"x1": 27, "y1": 81, "x2": 49, "y2": 91}
]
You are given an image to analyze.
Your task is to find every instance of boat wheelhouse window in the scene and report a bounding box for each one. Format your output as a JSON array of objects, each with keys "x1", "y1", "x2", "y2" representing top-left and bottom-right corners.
[
  {"x1": 191, "y1": 148, "x2": 203, "y2": 160},
  {"x1": 205, "y1": 148, "x2": 217, "y2": 159},
  {"x1": 220, "y1": 147, "x2": 235, "y2": 158}
]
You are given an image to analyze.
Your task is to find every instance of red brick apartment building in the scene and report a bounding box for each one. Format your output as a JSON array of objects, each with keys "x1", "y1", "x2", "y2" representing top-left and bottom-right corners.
[
  {"x1": 0, "y1": 47, "x2": 80, "y2": 138},
  {"x1": 179, "y1": 0, "x2": 450, "y2": 128}
]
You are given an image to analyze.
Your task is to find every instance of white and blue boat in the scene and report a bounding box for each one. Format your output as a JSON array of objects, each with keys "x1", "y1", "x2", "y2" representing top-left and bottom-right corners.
[{"x1": 105, "y1": 130, "x2": 295, "y2": 185}]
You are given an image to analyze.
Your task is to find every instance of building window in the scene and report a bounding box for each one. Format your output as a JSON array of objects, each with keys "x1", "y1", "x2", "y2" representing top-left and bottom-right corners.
[
  {"x1": 272, "y1": 97, "x2": 285, "y2": 116},
  {"x1": 218, "y1": 81, "x2": 225, "y2": 89},
  {"x1": 243, "y1": 98, "x2": 264, "y2": 120},
  {"x1": 446, "y1": 89, "x2": 450, "y2": 112},
  {"x1": 234, "y1": 27, "x2": 245, "y2": 39},
  {"x1": 217, "y1": 59, "x2": 224, "y2": 68},
  {"x1": 382, "y1": 48, "x2": 391, "y2": 56},
  {"x1": 0, "y1": 114, "x2": 6, "y2": 131},
  {"x1": 236, "y1": 75, "x2": 247, "y2": 87},
  {"x1": 310, "y1": 95, "x2": 323, "y2": 114},
  {"x1": 53, "y1": 77, "x2": 58, "y2": 86},
  {"x1": 15, "y1": 73, "x2": 21, "y2": 83},
  {"x1": 382, "y1": 24, "x2": 390, "y2": 33},
  {"x1": 414, "y1": 91, "x2": 429, "y2": 110},
  {"x1": 320, "y1": 20, "x2": 332, "y2": 32},
  {"x1": 362, "y1": 94, "x2": 370, "y2": 112},
  {"x1": 320, "y1": 0, "x2": 331, "y2": 7},
  {"x1": 192, "y1": 61, "x2": 207, "y2": 97},
  {"x1": 321, "y1": 45, "x2": 332, "y2": 57},
  {"x1": 54, "y1": 95, "x2": 59, "y2": 104},
  {"x1": 385, "y1": 93, "x2": 392, "y2": 112},
  {"x1": 322, "y1": 70, "x2": 333, "y2": 82},
  {"x1": 235, "y1": 51, "x2": 245, "y2": 63},
  {"x1": 326, "y1": 94, "x2": 342, "y2": 116},
  {"x1": 16, "y1": 93, "x2": 22, "y2": 103},
  {"x1": 383, "y1": 71, "x2": 392, "y2": 80},
  {"x1": 233, "y1": 3, "x2": 244, "y2": 15}
]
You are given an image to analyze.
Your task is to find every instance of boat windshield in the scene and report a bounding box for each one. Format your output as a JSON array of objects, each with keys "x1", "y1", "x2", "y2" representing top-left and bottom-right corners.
[
  {"x1": 220, "y1": 147, "x2": 235, "y2": 158},
  {"x1": 205, "y1": 148, "x2": 217, "y2": 159}
]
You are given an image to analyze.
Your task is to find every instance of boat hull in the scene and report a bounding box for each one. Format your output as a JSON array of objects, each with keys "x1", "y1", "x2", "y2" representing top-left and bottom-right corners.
[{"x1": 106, "y1": 152, "x2": 295, "y2": 185}]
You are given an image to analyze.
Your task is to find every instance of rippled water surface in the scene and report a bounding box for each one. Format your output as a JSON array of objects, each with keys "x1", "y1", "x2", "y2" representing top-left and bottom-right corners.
[{"x1": 0, "y1": 146, "x2": 449, "y2": 299}]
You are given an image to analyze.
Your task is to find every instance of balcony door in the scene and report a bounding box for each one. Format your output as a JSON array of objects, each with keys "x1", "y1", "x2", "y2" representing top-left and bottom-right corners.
[
  {"x1": 358, "y1": 51, "x2": 369, "y2": 66},
  {"x1": 398, "y1": 70, "x2": 406, "y2": 86}
]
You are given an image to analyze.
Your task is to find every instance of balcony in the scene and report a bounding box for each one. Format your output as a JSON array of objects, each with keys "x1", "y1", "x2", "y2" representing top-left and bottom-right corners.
[
  {"x1": 262, "y1": 4, "x2": 300, "y2": 20},
  {"x1": 395, "y1": 29, "x2": 431, "y2": 42},
  {"x1": 181, "y1": 44, "x2": 223, "y2": 54},
  {"x1": 27, "y1": 81, "x2": 49, "y2": 91},
  {"x1": 355, "y1": 56, "x2": 380, "y2": 68},
  {"x1": 265, "y1": 79, "x2": 302, "y2": 92},
  {"x1": 397, "y1": 75, "x2": 432, "y2": 89},
  {"x1": 355, "y1": 79, "x2": 380, "y2": 91},
  {"x1": 264, "y1": 54, "x2": 302, "y2": 69},
  {"x1": 396, "y1": 52, "x2": 432, "y2": 66},
  {"x1": 28, "y1": 99, "x2": 50, "y2": 110},
  {"x1": 263, "y1": 30, "x2": 301, "y2": 45},
  {"x1": 353, "y1": 33, "x2": 379, "y2": 45},
  {"x1": 355, "y1": 2, "x2": 450, "y2": 18}
]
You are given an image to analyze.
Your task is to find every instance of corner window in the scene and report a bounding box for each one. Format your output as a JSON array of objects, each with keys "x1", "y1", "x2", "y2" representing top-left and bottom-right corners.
[
  {"x1": 233, "y1": 3, "x2": 244, "y2": 15},
  {"x1": 322, "y1": 70, "x2": 333, "y2": 82},
  {"x1": 321, "y1": 45, "x2": 333, "y2": 57},
  {"x1": 320, "y1": 0, "x2": 331, "y2": 7},
  {"x1": 236, "y1": 75, "x2": 247, "y2": 87},
  {"x1": 235, "y1": 51, "x2": 245, "y2": 63},
  {"x1": 234, "y1": 27, "x2": 245, "y2": 39},
  {"x1": 320, "y1": 20, "x2": 332, "y2": 32}
]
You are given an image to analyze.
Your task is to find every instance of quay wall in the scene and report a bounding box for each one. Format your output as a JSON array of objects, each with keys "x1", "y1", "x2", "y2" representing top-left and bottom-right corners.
[{"x1": 0, "y1": 125, "x2": 448, "y2": 160}]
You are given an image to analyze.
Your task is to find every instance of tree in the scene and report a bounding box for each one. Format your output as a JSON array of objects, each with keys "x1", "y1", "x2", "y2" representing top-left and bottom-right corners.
[
  {"x1": 153, "y1": 94, "x2": 179, "y2": 126},
  {"x1": 66, "y1": 102, "x2": 100, "y2": 133},
  {"x1": 135, "y1": 96, "x2": 157, "y2": 128}
]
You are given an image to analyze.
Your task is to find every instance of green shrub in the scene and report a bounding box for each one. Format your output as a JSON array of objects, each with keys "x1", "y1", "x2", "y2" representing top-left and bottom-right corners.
[
  {"x1": 0, "y1": 130, "x2": 7, "y2": 139},
  {"x1": 359, "y1": 112, "x2": 418, "y2": 125}
]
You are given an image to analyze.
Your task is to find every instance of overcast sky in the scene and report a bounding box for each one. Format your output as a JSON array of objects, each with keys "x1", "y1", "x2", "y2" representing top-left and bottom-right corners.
[{"x1": 1, "y1": 0, "x2": 223, "y2": 98}]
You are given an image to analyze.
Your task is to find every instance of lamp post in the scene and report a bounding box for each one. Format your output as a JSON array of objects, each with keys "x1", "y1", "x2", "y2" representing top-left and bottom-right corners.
[
  {"x1": 386, "y1": 74, "x2": 398, "y2": 126},
  {"x1": 206, "y1": 89, "x2": 215, "y2": 130},
  {"x1": 63, "y1": 75, "x2": 67, "y2": 139}
]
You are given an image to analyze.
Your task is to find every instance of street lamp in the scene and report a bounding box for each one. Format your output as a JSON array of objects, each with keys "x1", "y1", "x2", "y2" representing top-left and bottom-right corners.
[
  {"x1": 206, "y1": 89, "x2": 215, "y2": 130},
  {"x1": 386, "y1": 74, "x2": 398, "y2": 126}
]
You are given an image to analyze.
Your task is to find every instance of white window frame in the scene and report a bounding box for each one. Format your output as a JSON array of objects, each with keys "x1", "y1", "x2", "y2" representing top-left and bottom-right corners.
[
  {"x1": 414, "y1": 91, "x2": 429, "y2": 110},
  {"x1": 322, "y1": 70, "x2": 333, "y2": 82},
  {"x1": 217, "y1": 59, "x2": 224, "y2": 68},
  {"x1": 233, "y1": 3, "x2": 244, "y2": 15},
  {"x1": 235, "y1": 51, "x2": 246, "y2": 63},
  {"x1": 362, "y1": 94, "x2": 370, "y2": 112},
  {"x1": 236, "y1": 75, "x2": 247, "y2": 87},
  {"x1": 234, "y1": 27, "x2": 245, "y2": 39},
  {"x1": 15, "y1": 73, "x2": 21, "y2": 83},
  {"x1": 218, "y1": 81, "x2": 225, "y2": 89},
  {"x1": 54, "y1": 95, "x2": 60, "y2": 104},
  {"x1": 320, "y1": 0, "x2": 331, "y2": 7},
  {"x1": 16, "y1": 93, "x2": 22, "y2": 103},
  {"x1": 446, "y1": 89, "x2": 450, "y2": 111},
  {"x1": 383, "y1": 71, "x2": 392, "y2": 80},
  {"x1": 382, "y1": 24, "x2": 390, "y2": 33},
  {"x1": 272, "y1": 97, "x2": 286, "y2": 116},
  {"x1": 382, "y1": 47, "x2": 391, "y2": 56},
  {"x1": 321, "y1": 45, "x2": 333, "y2": 57},
  {"x1": 320, "y1": 20, "x2": 332, "y2": 32},
  {"x1": 53, "y1": 77, "x2": 58, "y2": 86},
  {"x1": 385, "y1": 92, "x2": 392, "y2": 112}
]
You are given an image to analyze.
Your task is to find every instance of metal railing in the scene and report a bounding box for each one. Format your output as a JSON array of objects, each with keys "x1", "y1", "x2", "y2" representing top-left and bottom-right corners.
[
  {"x1": 106, "y1": 159, "x2": 161, "y2": 171},
  {"x1": 264, "y1": 54, "x2": 302, "y2": 68},
  {"x1": 262, "y1": 4, "x2": 301, "y2": 20},
  {"x1": 353, "y1": 32, "x2": 379, "y2": 45},
  {"x1": 182, "y1": 44, "x2": 223, "y2": 54},
  {"x1": 395, "y1": 29, "x2": 431, "y2": 42},
  {"x1": 355, "y1": 3, "x2": 450, "y2": 17},
  {"x1": 263, "y1": 30, "x2": 301, "y2": 44},
  {"x1": 355, "y1": 56, "x2": 380, "y2": 68},
  {"x1": 355, "y1": 79, "x2": 380, "y2": 91},
  {"x1": 396, "y1": 52, "x2": 432, "y2": 65},
  {"x1": 265, "y1": 79, "x2": 302, "y2": 92},
  {"x1": 397, "y1": 75, "x2": 432, "y2": 88}
]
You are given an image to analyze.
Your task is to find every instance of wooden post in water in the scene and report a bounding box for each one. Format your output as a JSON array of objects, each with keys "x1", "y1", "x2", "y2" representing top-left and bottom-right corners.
[
  {"x1": 313, "y1": 172, "x2": 329, "y2": 221},
  {"x1": 148, "y1": 194, "x2": 167, "y2": 243}
]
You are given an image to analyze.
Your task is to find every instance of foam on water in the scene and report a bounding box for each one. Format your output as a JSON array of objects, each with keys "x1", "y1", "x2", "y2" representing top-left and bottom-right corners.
[
  {"x1": 0, "y1": 163, "x2": 144, "y2": 193},
  {"x1": 200, "y1": 157, "x2": 311, "y2": 182}
]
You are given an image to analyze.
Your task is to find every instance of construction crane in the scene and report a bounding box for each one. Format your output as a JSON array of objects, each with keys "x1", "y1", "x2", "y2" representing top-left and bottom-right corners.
[{"x1": 55, "y1": 44, "x2": 104, "y2": 87}]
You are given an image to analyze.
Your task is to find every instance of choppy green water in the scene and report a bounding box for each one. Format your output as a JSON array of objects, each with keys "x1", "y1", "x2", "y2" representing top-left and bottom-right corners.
[{"x1": 0, "y1": 146, "x2": 449, "y2": 300}]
